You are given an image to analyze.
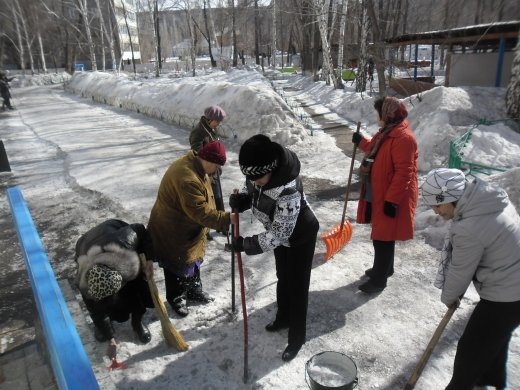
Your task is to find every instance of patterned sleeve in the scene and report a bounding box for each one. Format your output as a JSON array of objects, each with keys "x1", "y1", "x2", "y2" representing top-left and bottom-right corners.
[{"x1": 244, "y1": 191, "x2": 301, "y2": 255}]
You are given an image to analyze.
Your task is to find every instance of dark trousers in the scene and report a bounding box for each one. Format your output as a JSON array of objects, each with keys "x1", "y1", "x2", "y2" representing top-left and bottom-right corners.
[
  {"x1": 369, "y1": 240, "x2": 395, "y2": 287},
  {"x1": 211, "y1": 176, "x2": 225, "y2": 212},
  {"x1": 446, "y1": 298, "x2": 520, "y2": 389},
  {"x1": 273, "y1": 237, "x2": 316, "y2": 347}
]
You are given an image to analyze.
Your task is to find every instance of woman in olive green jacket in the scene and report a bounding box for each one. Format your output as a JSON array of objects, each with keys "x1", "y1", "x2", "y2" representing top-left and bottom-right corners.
[{"x1": 147, "y1": 141, "x2": 231, "y2": 316}]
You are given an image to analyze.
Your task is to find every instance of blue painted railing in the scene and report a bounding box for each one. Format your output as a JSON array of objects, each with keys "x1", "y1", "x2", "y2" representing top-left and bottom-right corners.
[{"x1": 7, "y1": 186, "x2": 99, "y2": 390}]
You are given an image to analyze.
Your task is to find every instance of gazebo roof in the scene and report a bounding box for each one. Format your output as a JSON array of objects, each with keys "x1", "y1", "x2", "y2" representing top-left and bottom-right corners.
[{"x1": 385, "y1": 20, "x2": 520, "y2": 48}]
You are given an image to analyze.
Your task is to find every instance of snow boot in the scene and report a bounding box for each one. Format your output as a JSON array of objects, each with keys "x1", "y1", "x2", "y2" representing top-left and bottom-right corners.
[
  {"x1": 265, "y1": 318, "x2": 289, "y2": 332},
  {"x1": 358, "y1": 280, "x2": 385, "y2": 293},
  {"x1": 187, "y1": 275, "x2": 214, "y2": 303},
  {"x1": 94, "y1": 318, "x2": 115, "y2": 342},
  {"x1": 167, "y1": 275, "x2": 190, "y2": 317},
  {"x1": 364, "y1": 267, "x2": 394, "y2": 279},
  {"x1": 172, "y1": 292, "x2": 189, "y2": 317},
  {"x1": 131, "y1": 313, "x2": 151, "y2": 343},
  {"x1": 282, "y1": 343, "x2": 302, "y2": 362}
]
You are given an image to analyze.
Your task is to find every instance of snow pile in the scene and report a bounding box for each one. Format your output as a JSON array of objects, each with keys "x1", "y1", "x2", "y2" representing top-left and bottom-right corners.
[
  {"x1": 65, "y1": 69, "x2": 309, "y2": 146},
  {"x1": 285, "y1": 76, "x2": 519, "y2": 174},
  {"x1": 11, "y1": 72, "x2": 72, "y2": 87},
  {"x1": 404, "y1": 86, "x2": 516, "y2": 172}
]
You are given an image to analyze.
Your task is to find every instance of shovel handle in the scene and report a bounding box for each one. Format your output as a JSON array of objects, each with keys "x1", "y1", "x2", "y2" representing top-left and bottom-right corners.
[
  {"x1": 404, "y1": 303, "x2": 458, "y2": 389},
  {"x1": 340, "y1": 122, "x2": 361, "y2": 229}
]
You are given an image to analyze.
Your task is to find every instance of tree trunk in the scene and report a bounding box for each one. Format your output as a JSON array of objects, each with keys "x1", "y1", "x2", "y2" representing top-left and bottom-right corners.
[
  {"x1": 10, "y1": 3, "x2": 24, "y2": 72},
  {"x1": 203, "y1": 0, "x2": 217, "y2": 67},
  {"x1": 232, "y1": 0, "x2": 238, "y2": 67},
  {"x1": 37, "y1": 31, "x2": 47, "y2": 73},
  {"x1": 335, "y1": 0, "x2": 348, "y2": 89},
  {"x1": 506, "y1": 29, "x2": 520, "y2": 132},
  {"x1": 183, "y1": 3, "x2": 196, "y2": 77},
  {"x1": 366, "y1": 0, "x2": 386, "y2": 96},
  {"x1": 254, "y1": 0, "x2": 260, "y2": 65},
  {"x1": 154, "y1": 0, "x2": 162, "y2": 71},
  {"x1": 272, "y1": 0, "x2": 276, "y2": 67},
  {"x1": 355, "y1": 1, "x2": 368, "y2": 92},
  {"x1": 121, "y1": 0, "x2": 136, "y2": 75},
  {"x1": 77, "y1": 0, "x2": 98, "y2": 71},
  {"x1": 316, "y1": 0, "x2": 341, "y2": 88}
]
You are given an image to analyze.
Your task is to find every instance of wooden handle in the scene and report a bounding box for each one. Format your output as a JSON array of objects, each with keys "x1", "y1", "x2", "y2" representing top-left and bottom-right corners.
[
  {"x1": 404, "y1": 304, "x2": 458, "y2": 389},
  {"x1": 340, "y1": 121, "x2": 361, "y2": 228}
]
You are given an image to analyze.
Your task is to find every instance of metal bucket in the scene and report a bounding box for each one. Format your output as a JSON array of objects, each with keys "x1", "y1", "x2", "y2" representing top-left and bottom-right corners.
[{"x1": 305, "y1": 351, "x2": 358, "y2": 390}]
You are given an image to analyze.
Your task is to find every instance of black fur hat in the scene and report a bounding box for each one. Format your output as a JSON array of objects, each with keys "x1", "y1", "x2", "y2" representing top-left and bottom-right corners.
[{"x1": 239, "y1": 134, "x2": 278, "y2": 180}]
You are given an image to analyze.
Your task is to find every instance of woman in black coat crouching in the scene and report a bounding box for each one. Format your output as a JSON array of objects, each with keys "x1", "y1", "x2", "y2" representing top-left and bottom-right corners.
[{"x1": 75, "y1": 219, "x2": 154, "y2": 359}]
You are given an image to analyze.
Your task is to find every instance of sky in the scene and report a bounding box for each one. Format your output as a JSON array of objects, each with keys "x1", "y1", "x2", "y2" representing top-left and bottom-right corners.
[{"x1": 2, "y1": 67, "x2": 519, "y2": 389}]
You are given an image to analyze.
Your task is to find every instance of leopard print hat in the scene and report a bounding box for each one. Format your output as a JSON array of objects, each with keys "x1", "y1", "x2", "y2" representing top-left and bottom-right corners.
[{"x1": 87, "y1": 264, "x2": 123, "y2": 301}]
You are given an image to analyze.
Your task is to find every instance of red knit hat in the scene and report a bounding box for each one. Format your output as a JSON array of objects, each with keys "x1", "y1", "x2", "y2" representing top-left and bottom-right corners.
[{"x1": 198, "y1": 141, "x2": 227, "y2": 166}]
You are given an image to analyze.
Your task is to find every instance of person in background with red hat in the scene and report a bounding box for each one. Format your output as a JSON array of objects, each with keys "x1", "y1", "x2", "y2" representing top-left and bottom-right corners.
[
  {"x1": 229, "y1": 134, "x2": 319, "y2": 362},
  {"x1": 351, "y1": 96, "x2": 418, "y2": 294},
  {"x1": 147, "y1": 140, "x2": 233, "y2": 317},
  {"x1": 190, "y1": 105, "x2": 227, "y2": 236}
]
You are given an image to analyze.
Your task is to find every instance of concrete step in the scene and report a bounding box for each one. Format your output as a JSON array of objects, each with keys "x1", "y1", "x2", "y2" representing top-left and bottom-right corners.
[{"x1": 0, "y1": 341, "x2": 57, "y2": 390}]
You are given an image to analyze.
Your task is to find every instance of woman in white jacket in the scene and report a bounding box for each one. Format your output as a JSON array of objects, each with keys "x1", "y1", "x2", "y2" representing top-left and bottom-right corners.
[{"x1": 421, "y1": 168, "x2": 520, "y2": 390}]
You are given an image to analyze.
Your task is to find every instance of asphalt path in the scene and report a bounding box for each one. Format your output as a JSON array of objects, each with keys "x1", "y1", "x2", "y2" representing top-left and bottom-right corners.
[{"x1": 0, "y1": 85, "x2": 160, "y2": 353}]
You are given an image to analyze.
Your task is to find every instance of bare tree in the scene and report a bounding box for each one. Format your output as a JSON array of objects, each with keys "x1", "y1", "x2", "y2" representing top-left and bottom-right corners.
[
  {"x1": 506, "y1": 28, "x2": 520, "y2": 131},
  {"x1": 366, "y1": 0, "x2": 386, "y2": 96},
  {"x1": 182, "y1": 0, "x2": 197, "y2": 76},
  {"x1": 231, "y1": 0, "x2": 238, "y2": 67},
  {"x1": 271, "y1": 0, "x2": 276, "y2": 67},
  {"x1": 203, "y1": 0, "x2": 217, "y2": 67},
  {"x1": 119, "y1": 0, "x2": 137, "y2": 75},
  {"x1": 355, "y1": 0, "x2": 368, "y2": 92},
  {"x1": 335, "y1": 0, "x2": 348, "y2": 88},
  {"x1": 314, "y1": 0, "x2": 341, "y2": 87},
  {"x1": 4, "y1": 0, "x2": 26, "y2": 73},
  {"x1": 254, "y1": 0, "x2": 260, "y2": 64},
  {"x1": 74, "y1": 0, "x2": 98, "y2": 71}
]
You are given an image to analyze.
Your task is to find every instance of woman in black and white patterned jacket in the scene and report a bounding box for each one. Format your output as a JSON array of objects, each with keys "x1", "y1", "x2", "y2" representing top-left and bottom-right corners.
[{"x1": 230, "y1": 134, "x2": 319, "y2": 362}]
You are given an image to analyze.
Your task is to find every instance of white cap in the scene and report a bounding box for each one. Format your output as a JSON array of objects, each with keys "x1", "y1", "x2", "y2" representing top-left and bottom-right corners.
[{"x1": 421, "y1": 168, "x2": 466, "y2": 206}]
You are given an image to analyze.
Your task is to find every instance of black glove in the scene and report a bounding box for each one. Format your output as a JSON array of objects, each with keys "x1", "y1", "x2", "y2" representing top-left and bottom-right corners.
[
  {"x1": 231, "y1": 235, "x2": 244, "y2": 252},
  {"x1": 229, "y1": 193, "x2": 250, "y2": 212},
  {"x1": 383, "y1": 201, "x2": 397, "y2": 218},
  {"x1": 352, "y1": 132, "x2": 362, "y2": 145}
]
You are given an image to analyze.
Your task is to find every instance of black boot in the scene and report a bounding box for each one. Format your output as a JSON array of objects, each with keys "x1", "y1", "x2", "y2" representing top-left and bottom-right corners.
[
  {"x1": 172, "y1": 294, "x2": 189, "y2": 317},
  {"x1": 265, "y1": 318, "x2": 289, "y2": 332},
  {"x1": 131, "y1": 314, "x2": 151, "y2": 343},
  {"x1": 94, "y1": 318, "x2": 114, "y2": 342},
  {"x1": 358, "y1": 280, "x2": 385, "y2": 293},
  {"x1": 364, "y1": 267, "x2": 394, "y2": 279},
  {"x1": 282, "y1": 344, "x2": 302, "y2": 362},
  {"x1": 186, "y1": 274, "x2": 214, "y2": 303},
  {"x1": 166, "y1": 274, "x2": 190, "y2": 317}
]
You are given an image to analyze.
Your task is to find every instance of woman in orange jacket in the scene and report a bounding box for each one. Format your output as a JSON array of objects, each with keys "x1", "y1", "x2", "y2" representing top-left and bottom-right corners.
[{"x1": 352, "y1": 96, "x2": 418, "y2": 293}]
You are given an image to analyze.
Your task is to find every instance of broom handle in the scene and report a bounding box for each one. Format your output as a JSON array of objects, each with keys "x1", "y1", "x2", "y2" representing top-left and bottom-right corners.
[
  {"x1": 404, "y1": 303, "x2": 458, "y2": 389},
  {"x1": 233, "y1": 191, "x2": 249, "y2": 383},
  {"x1": 340, "y1": 122, "x2": 361, "y2": 229}
]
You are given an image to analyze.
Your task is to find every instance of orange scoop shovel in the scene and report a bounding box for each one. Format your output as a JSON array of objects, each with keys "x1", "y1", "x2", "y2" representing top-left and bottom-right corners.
[{"x1": 321, "y1": 122, "x2": 360, "y2": 260}]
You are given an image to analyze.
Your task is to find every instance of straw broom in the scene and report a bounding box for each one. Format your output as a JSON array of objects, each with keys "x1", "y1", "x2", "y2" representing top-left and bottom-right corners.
[{"x1": 139, "y1": 254, "x2": 189, "y2": 351}]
